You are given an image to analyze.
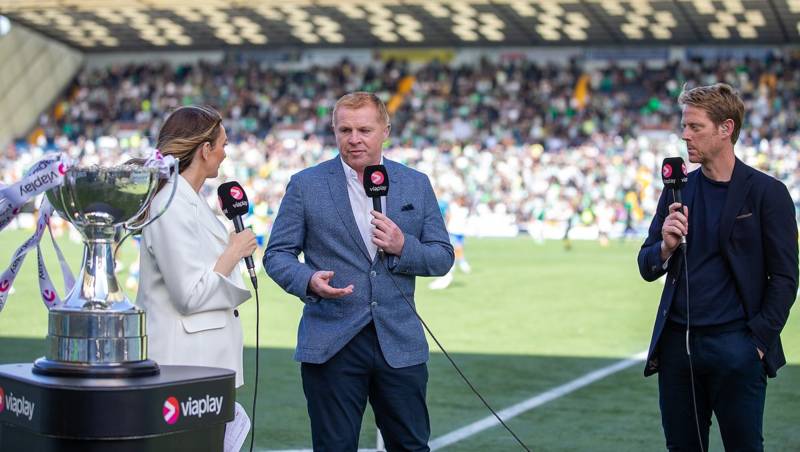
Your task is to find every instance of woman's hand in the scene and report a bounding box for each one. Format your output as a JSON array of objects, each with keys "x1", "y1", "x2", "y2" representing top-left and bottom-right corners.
[
  {"x1": 227, "y1": 229, "x2": 257, "y2": 260},
  {"x1": 214, "y1": 229, "x2": 257, "y2": 276}
]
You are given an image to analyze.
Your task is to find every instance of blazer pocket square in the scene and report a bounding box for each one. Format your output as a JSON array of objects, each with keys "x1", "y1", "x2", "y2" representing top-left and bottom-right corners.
[
  {"x1": 401, "y1": 203, "x2": 415, "y2": 211},
  {"x1": 735, "y1": 212, "x2": 753, "y2": 220}
]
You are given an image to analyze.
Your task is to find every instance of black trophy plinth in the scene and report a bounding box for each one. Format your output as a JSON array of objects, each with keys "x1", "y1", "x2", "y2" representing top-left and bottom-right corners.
[{"x1": 0, "y1": 363, "x2": 235, "y2": 452}]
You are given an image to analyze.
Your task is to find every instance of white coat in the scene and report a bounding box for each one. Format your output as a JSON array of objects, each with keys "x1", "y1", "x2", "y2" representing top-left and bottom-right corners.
[{"x1": 137, "y1": 174, "x2": 251, "y2": 387}]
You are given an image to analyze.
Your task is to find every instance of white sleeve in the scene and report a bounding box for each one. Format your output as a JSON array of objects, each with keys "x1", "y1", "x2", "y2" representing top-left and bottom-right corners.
[{"x1": 143, "y1": 197, "x2": 251, "y2": 316}]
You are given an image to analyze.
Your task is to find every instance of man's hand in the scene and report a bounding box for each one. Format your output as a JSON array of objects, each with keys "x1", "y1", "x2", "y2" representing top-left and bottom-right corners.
[
  {"x1": 308, "y1": 271, "x2": 353, "y2": 298},
  {"x1": 660, "y1": 202, "x2": 689, "y2": 261},
  {"x1": 371, "y1": 211, "x2": 405, "y2": 256}
]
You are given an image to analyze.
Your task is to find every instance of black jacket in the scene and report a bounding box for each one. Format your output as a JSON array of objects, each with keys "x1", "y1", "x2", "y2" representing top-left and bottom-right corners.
[{"x1": 638, "y1": 158, "x2": 798, "y2": 378}]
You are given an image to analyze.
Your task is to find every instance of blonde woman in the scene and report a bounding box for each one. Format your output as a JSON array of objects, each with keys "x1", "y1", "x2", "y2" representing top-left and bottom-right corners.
[{"x1": 137, "y1": 105, "x2": 256, "y2": 388}]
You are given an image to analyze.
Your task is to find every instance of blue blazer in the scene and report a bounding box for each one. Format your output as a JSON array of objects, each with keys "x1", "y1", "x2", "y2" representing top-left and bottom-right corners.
[
  {"x1": 638, "y1": 158, "x2": 798, "y2": 378},
  {"x1": 265, "y1": 156, "x2": 454, "y2": 367}
]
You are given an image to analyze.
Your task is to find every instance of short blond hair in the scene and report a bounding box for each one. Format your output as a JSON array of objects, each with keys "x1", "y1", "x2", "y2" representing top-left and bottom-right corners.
[
  {"x1": 332, "y1": 92, "x2": 390, "y2": 128},
  {"x1": 678, "y1": 83, "x2": 744, "y2": 144}
]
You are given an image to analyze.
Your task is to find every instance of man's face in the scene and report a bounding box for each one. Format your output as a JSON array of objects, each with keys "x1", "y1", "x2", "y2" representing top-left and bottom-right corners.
[
  {"x1": 681, "y1": 105, "x2": 728, "y2": 165},
  {"x1": 334, "y1": 104, "x2": 389, "y2": 176}
]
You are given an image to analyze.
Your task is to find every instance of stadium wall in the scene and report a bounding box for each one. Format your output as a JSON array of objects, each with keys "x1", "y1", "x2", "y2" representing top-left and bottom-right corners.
[
  {"x1": 80, "y1": 45, "x2": 800, "y2": 75},
  {"x1": 0, "y1": 22, "x2": 82, "y2": 148},
  {"x1": 82, "y1": 46, "x2": 693, "y2": 72},
  {"x1": 84, "y1": 50, "x2": 224, "y2": 70}
]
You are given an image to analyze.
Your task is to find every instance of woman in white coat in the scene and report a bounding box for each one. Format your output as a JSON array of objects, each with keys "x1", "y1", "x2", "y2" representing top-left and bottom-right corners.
[{"x1": 137, "y1": 105, "x2": 257, "y2": 387}]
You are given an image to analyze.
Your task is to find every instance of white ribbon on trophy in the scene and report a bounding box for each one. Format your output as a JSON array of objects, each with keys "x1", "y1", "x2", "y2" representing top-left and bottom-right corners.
[
  {"x1": 0, "y1": 155, "x2": 69, "y2": 311},
  {"x1": 0, "y1": 155, "x2": 66, "y2": 229}
]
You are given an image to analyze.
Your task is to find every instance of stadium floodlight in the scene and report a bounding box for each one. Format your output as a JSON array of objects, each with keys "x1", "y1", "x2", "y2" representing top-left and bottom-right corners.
[{"x1": 0, "y1": 15, "x2": 10, "y2": 37}]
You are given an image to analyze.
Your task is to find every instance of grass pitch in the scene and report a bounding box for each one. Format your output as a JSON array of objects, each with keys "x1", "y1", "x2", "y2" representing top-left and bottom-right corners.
[{"x1": 1, "y1": 228, "x2": 798, "y2": 450}]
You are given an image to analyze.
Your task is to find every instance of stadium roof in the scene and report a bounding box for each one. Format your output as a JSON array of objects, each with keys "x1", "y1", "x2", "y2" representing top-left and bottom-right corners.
[{"x1": 0, "y1": 0, "x2": 798, "y2": 52}]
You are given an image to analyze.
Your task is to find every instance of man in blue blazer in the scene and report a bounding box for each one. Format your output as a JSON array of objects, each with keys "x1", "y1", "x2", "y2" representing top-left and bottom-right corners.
[
  {"x1": 265, "y1": 92, "x2": 454, "y2": 451},
  {"x1": 638, "y1": 83, "x2": 797, "y2": 451}
]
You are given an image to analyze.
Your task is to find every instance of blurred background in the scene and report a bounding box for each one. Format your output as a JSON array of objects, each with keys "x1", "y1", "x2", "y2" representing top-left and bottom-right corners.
[{"x1": 0, "y1": 1, "x2": 798, "y2": 450}]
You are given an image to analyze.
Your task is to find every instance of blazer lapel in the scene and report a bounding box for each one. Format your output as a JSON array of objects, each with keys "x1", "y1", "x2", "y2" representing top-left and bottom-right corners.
[
  {"x1": 176, "y1": 175, "x2": 227, "y2": 243},
  {"x1": 684, "y1": 169, "x2": 699, "y2": 245},
  {"x1": 327, "y1": 157, "x2": 371, "y2": 262},
  {"x1": 385, "y1": 159, "x2": 403, "y2": 222},
  {"x1": 718, "y1": 158, "x2": 752, "y2": 249}
]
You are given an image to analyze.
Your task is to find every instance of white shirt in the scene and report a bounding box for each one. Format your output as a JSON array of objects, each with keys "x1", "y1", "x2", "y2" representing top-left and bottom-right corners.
[{"x1": 341, "y1": 157, "x2": 386, "y2": 261}]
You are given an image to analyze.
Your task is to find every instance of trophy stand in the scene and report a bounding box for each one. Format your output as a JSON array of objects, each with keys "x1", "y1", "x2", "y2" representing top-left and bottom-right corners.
[{"x1": 0, "y1": 163, "x2": 236, "y2": 452}]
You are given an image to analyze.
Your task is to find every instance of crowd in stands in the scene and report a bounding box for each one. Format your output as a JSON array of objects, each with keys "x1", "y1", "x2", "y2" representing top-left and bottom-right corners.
[{"x1": 3, "y1": 50, "x2": 799, "y2": 242}]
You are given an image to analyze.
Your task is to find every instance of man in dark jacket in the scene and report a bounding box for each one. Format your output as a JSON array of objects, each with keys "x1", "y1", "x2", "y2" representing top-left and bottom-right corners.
[{"x1": 638, "y1": 83, "x2": 797, "y2": 451}]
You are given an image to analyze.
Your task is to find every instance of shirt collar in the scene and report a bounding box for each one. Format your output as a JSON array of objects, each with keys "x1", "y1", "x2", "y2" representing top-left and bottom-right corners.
[{"x1": 340, "y1": 155, "x2": 384, "y2": 180}]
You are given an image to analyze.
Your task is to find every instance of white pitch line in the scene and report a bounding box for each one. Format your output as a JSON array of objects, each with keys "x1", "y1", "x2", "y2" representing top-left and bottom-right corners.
[
  {"x1": 259, "y1": 351, "x2": 648, "y2": 452},
  {"x1": 428, "y1": 350, "x2": 648, "y2": 450}
]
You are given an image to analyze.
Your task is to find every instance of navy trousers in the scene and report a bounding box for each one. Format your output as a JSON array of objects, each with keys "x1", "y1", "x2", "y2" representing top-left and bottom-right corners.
[
  {"x1": 301, "y1": 322, "x2": 430, "y2": 452},
  {"x1": 658, "y1": 322, "x2": 767, "y2": 451}
]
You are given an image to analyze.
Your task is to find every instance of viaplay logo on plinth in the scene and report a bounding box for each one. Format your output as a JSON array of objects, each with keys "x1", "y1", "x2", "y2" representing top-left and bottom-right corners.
[
  {"x1": 229, "y1": 186, "x2": 244, "y2": 201},
  {"x1": 662, "y1": 164, "x2": 673, "y2": 179},
  {"x1": 163, "y1": 394, "x2": 224, "y2": 425},
  {"x1": 0, "y1": 387, "x2": 35, "y2": 420},
  {"x1": 163, "y1": 396, "x2": 179, "y2": 424}
]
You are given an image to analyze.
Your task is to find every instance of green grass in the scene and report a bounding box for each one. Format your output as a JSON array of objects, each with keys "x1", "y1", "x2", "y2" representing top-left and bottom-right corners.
[{"x1": 1, "y1": 229, "x2": 798, "y2": 450}]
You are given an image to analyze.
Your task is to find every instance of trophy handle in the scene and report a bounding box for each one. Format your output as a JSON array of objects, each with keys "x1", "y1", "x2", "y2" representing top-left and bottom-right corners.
[
  {"x1": 125, "y1": 157, "x2": 180, "y2": 232},
  {"x1": 114, "y1": 157, "x2": 180, "y2": 257}
]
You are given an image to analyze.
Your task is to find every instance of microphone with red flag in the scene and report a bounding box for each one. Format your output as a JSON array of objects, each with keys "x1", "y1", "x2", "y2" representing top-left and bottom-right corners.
[
  {"x1": 661, "y1": 157, "x2": 688, "y2": 249},
  {"x1": 363, "y1": 165, "x2": 389, "y2": 257},
  {"x1": 217, "y1": 181, "x2": 257, "y2": 288},
  {"x1": 363, "y1": 165, "x2": 389, "y2": 213}
]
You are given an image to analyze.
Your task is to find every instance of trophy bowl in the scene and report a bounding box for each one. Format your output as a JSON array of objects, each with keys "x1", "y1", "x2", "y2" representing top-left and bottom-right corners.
[{"x1": 34, "y1": 163, "x2": 177, "y2": 377}]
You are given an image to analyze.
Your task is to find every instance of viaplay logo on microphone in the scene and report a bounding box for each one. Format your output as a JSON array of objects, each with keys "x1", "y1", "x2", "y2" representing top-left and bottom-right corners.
[
  {"x1": 662, "y1": 157, "x2": 688, "y2": 188},
  {"x1": 217, "y1": 181, "x2": 249, "y2": 219},
  {"x1": 370, "y1": 170, "x2": 385, "y2": 186},
  {"x1": 363, "y1": 165, "x2": 389, "y2": 198}
]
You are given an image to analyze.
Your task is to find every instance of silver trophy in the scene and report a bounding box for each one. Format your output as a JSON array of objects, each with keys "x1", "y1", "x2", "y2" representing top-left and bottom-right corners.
[{"x1": 34, "y1": 161, "x2": 177, "y2": 377}]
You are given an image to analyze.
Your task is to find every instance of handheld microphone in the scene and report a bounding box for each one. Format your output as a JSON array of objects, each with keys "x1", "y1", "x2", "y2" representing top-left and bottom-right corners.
[
  {"x1": 661, "y1": 157, "x2": 689, "y2": 249},
  {"x1": 217, "y1": 181, "x2": 257, "y2": 288},
  {"x1": 363, "y1": 165, "x2": 389, "y2": 256},
  {"x1": 363, "y1": 165, "x2": 389, "y2": 213}
]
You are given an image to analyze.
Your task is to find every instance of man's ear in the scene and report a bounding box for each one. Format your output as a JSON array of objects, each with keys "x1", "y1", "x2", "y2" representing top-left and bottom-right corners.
[{"x1": 720, "y1": 119, "x2": 733, "y2": 136}]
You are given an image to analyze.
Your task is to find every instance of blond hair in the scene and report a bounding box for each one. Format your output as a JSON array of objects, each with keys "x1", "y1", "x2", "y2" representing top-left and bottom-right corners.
[
  {"x1": 331, "y1": 92, "x2": 390, "y2": 128},
  {"x1": 678, "y1": 83, "x2": 744, "y2": 144}
]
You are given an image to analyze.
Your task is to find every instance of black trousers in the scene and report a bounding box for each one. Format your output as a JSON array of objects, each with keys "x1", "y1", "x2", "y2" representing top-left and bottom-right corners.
[
  {"x1": 658, "y1": 322, "x2": 767, "y2": 451},
  {"x1": 301, "y1": 322, "x2": 430, "y2": 452}
]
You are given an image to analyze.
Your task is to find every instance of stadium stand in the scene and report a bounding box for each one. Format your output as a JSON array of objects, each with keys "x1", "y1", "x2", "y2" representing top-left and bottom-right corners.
[
  {"x1": 1, "y1": 1, "x2": 798, "y2": 240},
  {"x1": 2, "y1": 50, "x2": 799, "y2": 242}
]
